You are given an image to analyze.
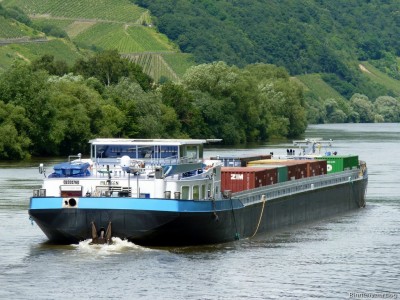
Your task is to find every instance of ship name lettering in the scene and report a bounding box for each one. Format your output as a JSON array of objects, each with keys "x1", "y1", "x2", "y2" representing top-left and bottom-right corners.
[
  {"x1": 63, "y1": 180, "x2": 80, "y2": 184},
  {"x1": 100, "y1": 181, "x2": 119, "y2": 185}
]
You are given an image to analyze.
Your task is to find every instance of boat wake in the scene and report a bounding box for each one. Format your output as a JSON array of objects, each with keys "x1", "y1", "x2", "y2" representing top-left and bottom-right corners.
[{"x1": 76, "y1": 237, "x2": 151, "y2": 255}]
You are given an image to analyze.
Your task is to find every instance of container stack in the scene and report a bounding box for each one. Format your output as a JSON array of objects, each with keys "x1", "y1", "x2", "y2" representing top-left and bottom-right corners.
[
  {"x1": 218, "y1": 152, "x2": 349, "y2": 194},
  {"x1": 247, "y1": 159, "x2": 327, "y2": 180},
  {"x1": 315, "y1": 155, "x2": 359, "y2": 173},
  {"x1": 210, "y1": 154, "x2": 272, "y2": 167},
  {"x1": 221, "y1": 167, "x2": 277, "y2": 193}
]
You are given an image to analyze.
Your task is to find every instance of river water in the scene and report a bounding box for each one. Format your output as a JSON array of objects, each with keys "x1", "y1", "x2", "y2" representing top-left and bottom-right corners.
[{"x1": 0, "y1": 123, "x2": 399, "y2": 299}]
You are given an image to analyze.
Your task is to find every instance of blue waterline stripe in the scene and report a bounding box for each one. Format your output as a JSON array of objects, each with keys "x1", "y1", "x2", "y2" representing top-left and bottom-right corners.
[{"x1": 30, "y1": 197, "x2": 244, "y2": 212}]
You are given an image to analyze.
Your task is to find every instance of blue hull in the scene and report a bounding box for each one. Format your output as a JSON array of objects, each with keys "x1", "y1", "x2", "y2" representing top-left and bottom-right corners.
[{"x1": 29, "y1": 176, "x2": 367, "y2": 246}]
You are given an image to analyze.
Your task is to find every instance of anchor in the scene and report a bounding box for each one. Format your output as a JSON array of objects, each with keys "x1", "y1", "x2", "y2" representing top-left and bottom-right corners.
[{"x1": 90, "y1": 221, "x2": 112, "y2": 245}]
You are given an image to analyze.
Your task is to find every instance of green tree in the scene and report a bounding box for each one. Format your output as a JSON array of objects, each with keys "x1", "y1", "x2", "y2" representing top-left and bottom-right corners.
[
  {"x1": 182, "y1": 62, "x2": 307, "y2": 143},
  {"x1": 104, "y1": 78, "x2": 175, "y2": 138},
  {"x1": 324, "y1": 99, "x2": 347, "y2": 123},
  {"x1": 0, "y1": 101, "x2": 31, "y2": 159},
  {"x1": 349, "y1": 93, "x2": 375, "y2": 123},
  {"x1": 31, "y1": 55, "x2": 69, "y2": 76},
  {"x1": 160, "y1": 82, "x2": 206, "y2": 138},
  {"x1": 96, "y1": 104, "x2": 125, "y2": 137},
  {"x1": 374, "y1": 96, "x2": 400, "y2": 122},
  {"x1": 73, "y1": 50, "x2": 153, "y2": 90},
  {"x1": 0, "y1": 62, "x2": 53, "y2": 155}
]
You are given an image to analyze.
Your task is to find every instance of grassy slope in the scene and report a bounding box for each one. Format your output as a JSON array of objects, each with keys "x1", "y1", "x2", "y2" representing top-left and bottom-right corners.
[
  {"x1": 0, "y1": 39, "x2": 84, "y2": 71},
  {"x1": 161, "y1": 53, "x2": 195, "y2": 78},
  {"x1": 2, "y1": 0, "x2": 189, "y2": 81},
  {"x1": 2, "y1": 0, "x2": 145, "y2": 22},
  {"x1": 74, "y1": 23, "x2": 175, "y2": 53},
  {"x1": 0, "y1": 16, "x2": 42, "y2": 39},
  {"x1": 296, "y1": 74, "x2": 346, "y2": 101},
  {"x1": 359, "y1": 62, "x2": 400, "y2": 96}
]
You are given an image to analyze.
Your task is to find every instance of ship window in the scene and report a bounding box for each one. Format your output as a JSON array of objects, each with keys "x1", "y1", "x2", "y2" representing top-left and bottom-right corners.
[
  {"x1": 201, "y1": 184, "x2": 206, "y2": 199},
  {"x1": 138, "y1": 146, "x2": 154, "y2": 159},
  {"x1": 193, "y1": 185, "x2": 199, "y2": 200},
  {"x1": 181, "y1": 145, "x2": 198, "y2": 159},
  {"x1": 181, "y1": 186, "x2": 190, "y2": 200},
  {"x1": 160, "y1": 145, "x2": 178, "y2": 158},
  {"x1": 96, "y1": 145, "x2": 108, "y2": 158},
  {"x1": 187, "y1": 146, "x2": 197, "y2": 159}
]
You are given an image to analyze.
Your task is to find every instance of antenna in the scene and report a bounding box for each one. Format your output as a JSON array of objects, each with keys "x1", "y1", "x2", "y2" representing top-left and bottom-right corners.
[{"x1": 292, "y1": 138, "x2": 333, "y2": 155}]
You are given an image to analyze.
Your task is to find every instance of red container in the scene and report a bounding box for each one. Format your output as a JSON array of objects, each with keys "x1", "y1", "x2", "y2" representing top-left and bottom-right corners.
[
  {"x1": 221, "y1": 167, "x2": 277, "y2": 193},
  {"x1": 247, "y1": 158, "x2": 328, "y2": 179},
  {"x1": 258, "y1": 160, "x2": 308, "y2": 180},
  {"x1": 307, "y1": 159, "x2": 327, "y2": 176},
  {"x1": 286, "y1": 161, "x2": 307, "y2": 179}
]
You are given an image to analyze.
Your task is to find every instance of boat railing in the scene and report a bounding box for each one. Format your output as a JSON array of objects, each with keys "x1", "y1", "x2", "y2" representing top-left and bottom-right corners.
[
  {"x1": 94, "y1": 155, "x2": 200, "y2": 168},
  {"x1": 234, "y1": 169, "x2": 363, "y2": 206},
  {"x1": 92, "y1": 155, "x2": 203, "y2": 178},
  {"x1": 68, "y1": 153, "x2": 82, "y2": 163}
]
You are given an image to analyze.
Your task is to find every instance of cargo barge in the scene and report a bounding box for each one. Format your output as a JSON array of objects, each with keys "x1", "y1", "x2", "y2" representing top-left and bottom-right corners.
[{"x1": 29, "y1": 138, "x2": 368, "y2": 246}]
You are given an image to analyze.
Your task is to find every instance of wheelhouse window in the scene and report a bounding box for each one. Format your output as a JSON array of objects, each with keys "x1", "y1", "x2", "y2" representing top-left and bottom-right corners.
[
  {"x1": 180, "y1": 145, "x2": 201, "y2": 160},
  {"x1": 138, "y1": 146, "x2": 154, "y2": 159},
  {"x1": 94, "y1": 145, "x2": 137, "y2": 159},
  {"x1": 181, "y1": 186, "x2": 190, "y2": 200},
  {"x1": 193, "y1": 185, "x2": 199, "y2": 200}
]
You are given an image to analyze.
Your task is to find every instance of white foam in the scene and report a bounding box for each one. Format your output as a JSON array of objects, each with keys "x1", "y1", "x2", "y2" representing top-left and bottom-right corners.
[{"x1": 76, "y1": 237, "x2": 152, "y2": 255}]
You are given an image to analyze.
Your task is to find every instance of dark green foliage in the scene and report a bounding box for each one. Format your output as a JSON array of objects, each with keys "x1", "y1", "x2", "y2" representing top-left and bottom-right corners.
[
  {"x1": 160, "y1": 82, "x2": 204, "y2": 137},
  {"x1": 181, "y1": 62, "x2": 307, "y2": 144},
  {"x1": 72, "y1": 50, "x2": 153, "y2": 90},
  {"x1": 0, "y1": 101, "x2": 32, "y2": 159},
  {"x1": 321, "y1": 74, "x2": 356, "y2": 99},
  {"x1": 132, "y1": 0, "x2": 400, "y2": 98},
  {"x1": 0, "y1": 57, "x2": 309, "y2": 158},
  {"x1": 1, "y1": 5, "x2": 32, "y2": 26},
  {"x1": 34, "y1": 23, "x2": 68, "y2": 38},
  {"x1": 0, "y1": 49, "x2": 397, "y2": 159},
  {"x1": 31, "y1": 55, "x2": 69, "y2": 76}
]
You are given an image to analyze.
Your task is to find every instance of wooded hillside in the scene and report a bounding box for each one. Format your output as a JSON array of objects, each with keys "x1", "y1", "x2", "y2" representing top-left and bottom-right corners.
[{"x1": 133, "y1": 0, "x2": 400, "y2": 100}]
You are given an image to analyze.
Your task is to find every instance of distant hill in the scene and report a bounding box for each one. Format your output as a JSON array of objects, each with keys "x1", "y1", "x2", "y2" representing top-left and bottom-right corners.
[
  {"x1": 1, "y1": 0, "x2": 399, "y2": 117},
  {"x1": 0, "y1": 0, "x2": 195, "y2": 82},
  {"x1": 133, "y1": 0, "x2": 400, "y2": 100}
]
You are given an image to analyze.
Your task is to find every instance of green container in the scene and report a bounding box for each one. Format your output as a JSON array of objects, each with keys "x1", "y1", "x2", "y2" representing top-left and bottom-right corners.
[
  {"x1": 316, "y1": 155, "x2": 359, "y2": 173},
  {"x1": 276, "y1": 165, "x2": 288, "y2": 183}
]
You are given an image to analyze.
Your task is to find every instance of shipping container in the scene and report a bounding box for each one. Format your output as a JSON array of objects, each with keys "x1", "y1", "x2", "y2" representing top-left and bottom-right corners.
[
  {"x1": 315, "y1": 155, "x2": 359, "y2": 173},
  {"x1": 286, "y1": 159, "x2": 327, "y2": 177},
  {"x1": 210, "y1": 154, "x2": 272, "y2": 167},
  {"x1": 247, "y1": 164, "x2": 288, "y2": 183},
  {"x1": 247, "y1": 159, "x2": 308, "y2": 180},
  {"x1": 307, "y1": 159, "x2": 327, "y2": 176},
  {"x1": 221, "y1": 167, "x2": 277, "y2": 193},
  {"x1": 248, "y1": 159, "x2": 327, "y2": 178},
  {"x1": 286, "y1": 161, "x2": 308, "y2": 180}
]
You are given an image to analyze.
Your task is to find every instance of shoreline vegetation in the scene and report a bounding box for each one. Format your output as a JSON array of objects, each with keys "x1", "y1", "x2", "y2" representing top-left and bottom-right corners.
[
  {"x1": 0, "y1": 51, "x2": 307, "y2": 160},
  {"x1": 0, "y1": 1, "x2": 400, "y2": 160},
  {"x1": 0, "y1": 50, "x2": 398, "y2": 161}
]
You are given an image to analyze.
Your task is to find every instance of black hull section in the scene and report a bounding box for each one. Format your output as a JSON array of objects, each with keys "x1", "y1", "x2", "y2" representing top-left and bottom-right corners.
[{"x1": 29, "y1": 178, "x2": 367, "y2": 246}]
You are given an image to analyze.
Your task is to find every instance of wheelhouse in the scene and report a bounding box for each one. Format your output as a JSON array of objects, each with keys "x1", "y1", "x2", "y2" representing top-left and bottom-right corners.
[{"x1": 90, "y1": 138, "x2": 206, "y2": 166}]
